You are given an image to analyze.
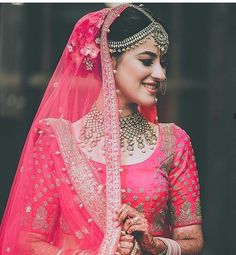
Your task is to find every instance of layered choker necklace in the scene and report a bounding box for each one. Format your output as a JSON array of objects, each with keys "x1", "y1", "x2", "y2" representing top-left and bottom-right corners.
[{"x1": 78, "y1": 104, "x2": 157, "y2": 156}]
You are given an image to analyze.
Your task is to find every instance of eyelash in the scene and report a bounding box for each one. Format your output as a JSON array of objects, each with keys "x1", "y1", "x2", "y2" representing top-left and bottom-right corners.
[
  {"x1": 140, "y1": 59, "x2": 154, "y2": 66},
  {"x1": 140, "y1": 59, "x2": 168, "y2": 68}
]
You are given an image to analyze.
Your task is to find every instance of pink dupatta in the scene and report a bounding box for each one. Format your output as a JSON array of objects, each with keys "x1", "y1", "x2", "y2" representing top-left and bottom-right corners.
[
  {"x1": 0, "y1": 4, "x2": 134, "y2": 255},
  {"x1": 0, "y1": 3, "x2": 163, "y2": 254}
]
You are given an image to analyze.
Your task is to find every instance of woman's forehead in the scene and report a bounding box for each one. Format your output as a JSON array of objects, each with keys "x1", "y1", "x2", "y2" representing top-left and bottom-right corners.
[{"x1": 127, "y1": 37, "x2": 160, "y2": 57}]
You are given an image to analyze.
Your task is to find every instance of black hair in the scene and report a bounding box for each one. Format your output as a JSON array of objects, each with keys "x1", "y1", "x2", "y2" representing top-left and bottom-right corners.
[
  {"x1": 108, "y1": 6, "x2": 153, "y2": 42},
  {"x1": 108, "y1": 5, "x2": 168, "y2": 60},
  {"x1": 108, "y1": 5, "x2": 169, "y2": 68}
]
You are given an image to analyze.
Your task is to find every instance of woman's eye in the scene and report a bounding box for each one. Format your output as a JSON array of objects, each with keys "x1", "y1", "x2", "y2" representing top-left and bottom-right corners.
[
  {"x1": 160, "y1": 59, "x2": 168, "y2": 68},
  {"x1": 140, "y1": 59, "x2": 153, "y2": 66}
]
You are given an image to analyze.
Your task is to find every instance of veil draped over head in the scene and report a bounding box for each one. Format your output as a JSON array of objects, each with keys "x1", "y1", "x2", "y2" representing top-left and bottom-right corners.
[{"x1": 0, "y1": 4, "x2": 158, "y2": 255}]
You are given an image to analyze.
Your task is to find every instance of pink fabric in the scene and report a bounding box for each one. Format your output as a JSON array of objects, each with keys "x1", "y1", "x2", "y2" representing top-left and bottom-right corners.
[
  {"x1": 0, "y1": 112, "x2": 202, "y2": 254},
  {"x1": 138, "y1": 104, "x2": 158, "y2": 124},
  {"x1": 0, "y1": 4, "x2": 202, "y2": 255},
  {"x1": 27, "y1": 121, "x2": 202, "y2": 248},
  {"x1": 92, "y1": 124, "x2": 202, "y2": 237},
  {"x1": 0, "y1": 4, "x2": 130, "y2": 255},
  {"x1": 0, "y1": 119, "x2": 201, "y2": 254}
]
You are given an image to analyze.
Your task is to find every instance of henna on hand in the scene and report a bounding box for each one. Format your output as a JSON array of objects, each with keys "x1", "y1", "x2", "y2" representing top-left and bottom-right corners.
[
  {"x1": 171, "y1": 225, "x2": 204, "y2": 255},
  {"x1": 116, "y1": 233, "x2": 135, "y2": 255},
  {"x1": 115, "y1": 204, "x2": 142, "y2": 227},
  {"x1": 139, "y1": 233, "x2": 167, "y2": 255},
  {"x1": 115, "y1": 205, "x2": 166, "y2": 254}
]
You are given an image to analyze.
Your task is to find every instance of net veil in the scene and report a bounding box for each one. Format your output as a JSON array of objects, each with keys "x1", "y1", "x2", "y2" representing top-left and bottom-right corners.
[{"x1": 0, "y1": 4, "x2": 158, "y2": 255}]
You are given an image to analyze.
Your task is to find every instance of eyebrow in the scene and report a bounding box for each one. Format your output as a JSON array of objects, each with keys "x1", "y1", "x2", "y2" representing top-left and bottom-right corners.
[{"x1": 136, "y1": 51, "x2": 158, "y2": 58}]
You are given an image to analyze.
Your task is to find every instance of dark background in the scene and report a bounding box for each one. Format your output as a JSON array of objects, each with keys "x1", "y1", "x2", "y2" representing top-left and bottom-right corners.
[{"x1": 0, "y1": 3, "x2": 236, "y2": 255}]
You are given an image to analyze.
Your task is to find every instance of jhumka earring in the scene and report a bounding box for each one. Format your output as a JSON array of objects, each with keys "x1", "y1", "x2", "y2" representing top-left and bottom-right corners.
[{"x1": 160, "y1": 81, "x2": 167, "y2": 95}]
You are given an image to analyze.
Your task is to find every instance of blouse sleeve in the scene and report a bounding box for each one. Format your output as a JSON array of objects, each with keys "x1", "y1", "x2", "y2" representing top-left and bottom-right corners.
[
  {"x1": 168, "y1": 125, "x2": 202, "y2": 229},
  {"x1": 18, "y1": 130, "x2": 62, "y2": 254},
  {"x1": 27, "y1": 131, "x2": 60, "y2": 237},
  {"x1": 22, "y1": 129, "x2": 82, "y2": 255}
]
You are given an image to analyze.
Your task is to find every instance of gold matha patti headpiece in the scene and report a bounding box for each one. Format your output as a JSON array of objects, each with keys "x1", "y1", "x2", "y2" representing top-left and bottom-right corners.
[{"x1": 108, "y1": 4, "x2": 169, "y2": 55}]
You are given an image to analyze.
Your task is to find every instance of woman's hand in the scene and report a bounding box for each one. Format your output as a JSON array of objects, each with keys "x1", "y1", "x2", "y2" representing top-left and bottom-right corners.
[
  {"x1": 115, "y1": 204, "x2": 166, "y2": 254},
  {"x1": 115, "y1": 204, "x2": 149, "y2": 235},
  {"x1": 115, "y1": 232, "x2": 134, "y2": 255}
]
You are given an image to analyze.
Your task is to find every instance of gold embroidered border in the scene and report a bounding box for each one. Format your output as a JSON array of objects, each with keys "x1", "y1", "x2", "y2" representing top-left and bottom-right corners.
[
  {"x1": 99, "y1": 4, "x2": 129, "y2": 255},
  {"x1": 159, "y1": 123, "x2": 175, "y2": 174},
  {"x1": 49, "y1": 118, "x2": 106, "y2": 231}
]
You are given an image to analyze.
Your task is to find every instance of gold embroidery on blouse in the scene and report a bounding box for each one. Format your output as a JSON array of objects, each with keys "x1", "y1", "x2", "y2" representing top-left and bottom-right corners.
[
  {"x1": 48, "y1": 118, "x2": 106, "y2": 231},
  {"x1": 121, "y1": 194, "x2": 126, "y2": 200},
  {"x1": 32, "y1": 206, "x2": 49, "y2": 232},
  {"x1": 168, "y1": 201, "x2": 176, "y2": 225},
  {"x1": 159, "y1": 123, "x2": 175, "y2": 174},
  {"x1": 32, "y1": 204, "x2": 58, "y2": 233},
  {"x1": 76, "y1": 230, "x2": 85, "y2": 239},
  {"x1": 160, "y1": 155, "x2": 174, "y2": 175},
  {"x1": 159, "y1": 123, "x2": 175, "y2": 157},
  {"x1": 139, "y1": 187, "x2": 145, "y2": 193},
  {"x1": 195, "y1": 197, "x2": 202, "y2": 218},
  {"x1": 152, "y1": 209, "x2": 166, "y2": 232},
  {"x1": 25, "y1": 205, "x2": 32, "y2": 213},
  {"x1": 178, "y1": 201, "x2": 192, "y2": 224},
  {"x1": 169, "y1": 198, "x2": 202, "y2": 226},
  {"x1": 136, "y1": 203, "x2": 144, "y2": 213},
  {"x1": 60, "y1": 216, "x2": 71, "y2": 234}
]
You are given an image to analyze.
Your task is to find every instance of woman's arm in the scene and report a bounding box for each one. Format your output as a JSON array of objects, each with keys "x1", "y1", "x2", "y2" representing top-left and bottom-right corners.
[
  {"x1": 21, "y1": 231, "x2": 87, "y2": 255},
  {"x1": 118, "y1": 125, "x2": 204, "y2": 255},
  {"x1": 136, "y1": 224, "x2": 203, "y2": 255},
  {"x1": 171, "y1": 225, "x2": 204, "y2": 255}
]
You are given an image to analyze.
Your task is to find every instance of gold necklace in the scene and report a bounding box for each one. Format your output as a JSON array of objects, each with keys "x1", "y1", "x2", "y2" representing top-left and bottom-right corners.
[{"x1": 79, "y1": 104, "x2": 157, "y2": 156}]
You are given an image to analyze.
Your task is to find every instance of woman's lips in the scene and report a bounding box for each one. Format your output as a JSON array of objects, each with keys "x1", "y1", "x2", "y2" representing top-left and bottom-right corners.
[{"x1": 142, "y1": 83, "x2": 158, "y2": 94}]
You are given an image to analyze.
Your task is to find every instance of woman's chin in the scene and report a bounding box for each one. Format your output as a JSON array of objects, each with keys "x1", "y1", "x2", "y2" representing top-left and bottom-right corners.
[{"x1": 138, "y1": 98, "x2": 156, "y2": 107}]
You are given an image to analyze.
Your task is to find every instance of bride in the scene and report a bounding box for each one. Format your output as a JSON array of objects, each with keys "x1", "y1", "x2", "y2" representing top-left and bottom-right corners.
[{"x1": 0, "y1": 4, "x2": 203, "y2": 255}]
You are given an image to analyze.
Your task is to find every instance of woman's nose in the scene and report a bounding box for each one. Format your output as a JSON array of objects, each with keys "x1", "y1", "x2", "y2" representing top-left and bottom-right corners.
[{"x1": 151, "y1": 63, "x2": 166, "y2": 81}]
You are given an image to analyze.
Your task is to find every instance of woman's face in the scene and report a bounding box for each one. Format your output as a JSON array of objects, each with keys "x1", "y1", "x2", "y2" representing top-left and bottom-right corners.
[{"x1": 113, "y1": 37, "x2": 166, "y2": 107}]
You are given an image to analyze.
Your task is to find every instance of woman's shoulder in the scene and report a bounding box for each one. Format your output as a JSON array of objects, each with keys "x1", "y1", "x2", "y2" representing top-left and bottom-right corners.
[
  {"x1": 34, "y1": 118, "x2": 74, "y2": 146},
  {"x1": 36, "y1": 118, "x2": 72, "y2": 132},
  {"x1": 158, "y1": 122, "x2": 191, "y2": 144}
]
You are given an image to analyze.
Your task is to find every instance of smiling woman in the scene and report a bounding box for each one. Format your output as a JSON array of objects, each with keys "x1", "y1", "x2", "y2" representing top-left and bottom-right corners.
[
  {"x1": 112, "y1": 39, "x2": 166, "y2": 108},
  {"x1": 0, "y1": 3, "x2": 203, "y2": 255}
]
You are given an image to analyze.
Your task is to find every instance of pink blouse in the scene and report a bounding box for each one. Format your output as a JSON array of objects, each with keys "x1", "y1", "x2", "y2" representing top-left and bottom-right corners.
[
  {"x1": 23, "y1": 120, "x2": 202, "y2": 250},
  {"x1": 91, "y1": 123, "x2": 202, "y2": 237}
]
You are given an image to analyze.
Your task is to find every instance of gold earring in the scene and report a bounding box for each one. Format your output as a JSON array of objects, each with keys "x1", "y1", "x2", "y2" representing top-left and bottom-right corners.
[{"x1": 160, "y1": 81, "x2": 167, "y2": 95}]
